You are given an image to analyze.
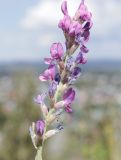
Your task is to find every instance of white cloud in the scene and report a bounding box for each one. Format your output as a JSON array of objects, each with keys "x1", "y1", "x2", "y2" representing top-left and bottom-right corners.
[
  {"x1": 0, "y1": 31, "x2": 38, "y2": 61},
  {"x1": 20, "y1": 0, "x2": 60, "y2": 29},
  {"x1": 37, "y1": 33, "x2": 55, "y2": 47},
  {"x1": 92, "y1": 0, "x2": 121, "y2": 37}
]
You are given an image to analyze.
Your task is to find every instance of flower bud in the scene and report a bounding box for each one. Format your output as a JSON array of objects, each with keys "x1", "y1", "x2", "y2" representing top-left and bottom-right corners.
[
  {"x1": 44, "y1": 129, "x2": 59, "y2": 140},
  {"x1": 29, "y1": 122, "x2": 44, "y2": 149},
  {"x1": 45, "y1": 124, "x2": 64, "y2": 140},
  {"x1": 50, "y1": 43, "x2": 64, "y2": 60},
  {"x1": 35, "y1": 120, "x2": 45, "y2": 136},
  {"x1": 61, "y1": 1, "x2": 68, "y2": 15}
]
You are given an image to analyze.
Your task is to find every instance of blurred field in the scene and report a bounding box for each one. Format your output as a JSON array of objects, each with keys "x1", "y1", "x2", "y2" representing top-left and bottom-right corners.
[{"x1": 0, "y1": 61, "x2": 121, "y2": 160}]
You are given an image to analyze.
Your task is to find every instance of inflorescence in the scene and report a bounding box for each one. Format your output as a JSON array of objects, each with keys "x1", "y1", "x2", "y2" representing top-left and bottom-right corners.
[{"x1": 29, "y1": 0, "x2": 92, "y2": 153}]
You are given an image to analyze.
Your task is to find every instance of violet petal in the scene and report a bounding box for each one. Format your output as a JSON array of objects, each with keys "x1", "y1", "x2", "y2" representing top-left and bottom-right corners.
[
  {"x1": 35, "y1": 120, "x2": 45, "y2": 135},
  {"x1": 63, "y1": 88, "x2": 75, "y2": 105},
  {"x1": 61, "y1": 1, "x2": 68, "y2": 15}
]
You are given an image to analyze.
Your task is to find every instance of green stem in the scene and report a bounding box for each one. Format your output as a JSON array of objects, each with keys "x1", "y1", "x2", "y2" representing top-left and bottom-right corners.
[
  {"x1": 54, "y1": 82, "x2": 63, "y2": 102},
  {"x1": 35, "y1": 147, "x2": 43, "y2": 160}
]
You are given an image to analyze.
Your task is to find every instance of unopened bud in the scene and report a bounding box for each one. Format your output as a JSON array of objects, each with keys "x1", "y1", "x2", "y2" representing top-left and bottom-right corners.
[{"x1": 44, "y1": 129, "x2": 59, "y2": 140}]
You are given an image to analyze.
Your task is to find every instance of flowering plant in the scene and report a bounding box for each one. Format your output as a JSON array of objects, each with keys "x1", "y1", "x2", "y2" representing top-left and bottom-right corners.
[{"x1": 29, "y1": 1, "x2": 92, "y2": 159}]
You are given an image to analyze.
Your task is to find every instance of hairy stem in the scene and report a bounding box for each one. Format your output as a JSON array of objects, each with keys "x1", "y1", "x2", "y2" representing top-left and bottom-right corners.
[{"x1": 35, "y1": 147, "x2": 43, "y2": 160}]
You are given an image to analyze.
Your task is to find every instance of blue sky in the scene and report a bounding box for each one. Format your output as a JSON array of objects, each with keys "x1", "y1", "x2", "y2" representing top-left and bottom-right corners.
[{"x1": 0, "y1": 0, "x2": 121, "y2": 62}]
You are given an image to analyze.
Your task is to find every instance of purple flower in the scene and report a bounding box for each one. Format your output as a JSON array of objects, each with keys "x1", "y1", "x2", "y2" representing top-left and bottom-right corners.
[
  {"x1": 69, "y1": 21, "x2": 82, "y2": 36},
  {"x1": 71, "y1": 67, "x2": 81, "y2": 78},
  {"x1": 34, "y1": 93, "x2": 48, "y2": 117},
  {"x1": 35, "y1": 120, "x2": 45, "y2": 135},
  {"x1": 44, "y1": 57, "x2": 53, "y2": 65},
  {"x1": 59, "y1": 1, "x2": 71, "y2": 32},
  {"x1": 75, "y1": 52, "x2": 87, "y2": 64},
  {"x1": 63, "y1": 88, "x2": 75, "y2": 105},
  {"x1": 66, "y1": 56, "x2": 74, "y2": 70},
  {"x1": 82, "y1": 30, "x2": 90, "y2": 42},
  {"x1": 59, "y1": 0, "x2": 92, "y2": 51},
  {"x1": 65, "y1": 105, "x2": 73, "y2": 113},
  {"x1": 75, "y1": 33, "x2": 84, "y2": 45},
  {"x1": 44, "y1": 43, "x2": 64, "y2": 64},
  {"x1": 34, "y1": 93, "x2": 46, "y2": 105},
  {"x1": 73, "y1": 1, "x2": 92, "y2": 45},
  {"x1": 50, "y1": 43, "x2": 64, "y2": 60},
  {"x1": 58, "y1": 15, "x2": 71, "y2": 33},
  {"x1": 79, "y1": 3, "x2": 92, "y2": 21},
  {"x1": 80, "y1": 45, "x2": 89, "y2": 53},
  {"x1": 74, "y1": 1, "x2": 92, "y2": 22},
  {"x1": 49, "y1": 81, "x2": 58, "y2": 98},
  {"x1": 83, "y1": 21, "x2": 93, "y2": 30},
  {"x1": 75, "y1": 30, "x2": 90, "y2": 45},
  {"x1": 59, "y1": 2, "x2": 82, "y2": 37},
  {"x1": 39, "y1": 64, "x2": 55, "y2": 81},
  {"x1": 61, "y1": 1, "x2": 68, "y2": 15},
  {"x1": 55, "y1": 73, "x2": 61, "y2": 84},
  {"x1": 68, "y1": 67, "x2": 81, "y2": 84},
  {"x1": 55, "y1": 88, "x2": 75, "y2": 109}
]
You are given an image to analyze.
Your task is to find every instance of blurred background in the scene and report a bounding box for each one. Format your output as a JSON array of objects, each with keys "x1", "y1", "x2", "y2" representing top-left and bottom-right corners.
[{"x1": 0, "y1": 0, "x2": 121, "y2": 160}]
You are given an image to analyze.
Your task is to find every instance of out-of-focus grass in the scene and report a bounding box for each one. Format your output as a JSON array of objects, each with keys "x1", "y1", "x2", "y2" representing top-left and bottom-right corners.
[{"x1": 0, "y1": 67, "x2": 121, "y2": 160}]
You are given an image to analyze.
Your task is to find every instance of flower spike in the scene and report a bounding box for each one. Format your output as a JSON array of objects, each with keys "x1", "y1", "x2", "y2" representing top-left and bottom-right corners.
[{"x1": 30, "y1": 1, "x2": 93, "y2": 159}]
